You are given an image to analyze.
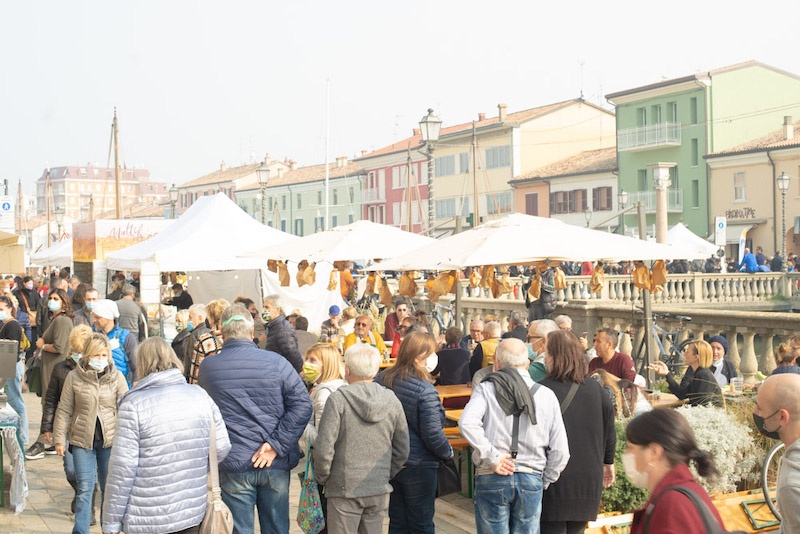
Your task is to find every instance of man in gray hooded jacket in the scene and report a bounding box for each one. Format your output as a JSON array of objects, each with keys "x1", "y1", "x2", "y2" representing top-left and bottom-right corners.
[{"x1": 314, "y1": 344, "x2": 409, "y2": 534}]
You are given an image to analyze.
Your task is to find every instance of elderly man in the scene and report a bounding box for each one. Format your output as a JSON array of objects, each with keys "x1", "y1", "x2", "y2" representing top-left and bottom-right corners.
[
  {"x1": 314, "y1": 344, "x2": 409, "y2": 534},
  {"x1": 92, "y1": 299, "x2": 138, "y2": 385},
  {"x1": 262, "y1": 294, "x2": 303, "y2": 372},
  {"x1": 501, "y1": 311, "x2": 527, "y2": 342},
  {"x1": 198, "y1": 304, "x2": 312, "y2": 534},
  {"x1": 461, "y1": 319, "x2": 485, "y2": 351},
  {"x1": 754, "y1": 373, "x2": 800, "y2": 532},
  {"x1": 460, "y1": 338, "x2": 570, "y2": 533},
  {"x1": 469, "y1": 321, "x2": 502, "y2": 379},
  {"x1": 588, "y1": 327, "x2": 636, "y2": 381},
  {"x1": 526, "y1": 319, "x2": 560, "y2": 382},
  {"x1": 553, "y1": 315, "x2": 572, "y2": 332},
  {"x1": 72, "y1": 286, "x2": 100, "y2": 327},
  {"x1": 320, "y1": 305, "x2": 344, "y2": 342},
  {"x1": 116, "y1": 284, "x2": 146, "y2": 342},
  {"x1": 343, "y1": 315, "x2": 387, "y2": 356},
  {"x1": 384, "y1": 299, "x2": 410, "y2": 345}
]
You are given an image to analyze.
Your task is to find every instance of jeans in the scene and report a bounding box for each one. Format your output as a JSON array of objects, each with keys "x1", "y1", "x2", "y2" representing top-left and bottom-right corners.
[
  {"x1": 388, "y1": 466, "x2": 438, "y2": 533},
  {"x1": 474, "y1": 472, "x2": 543, "y2": 534},
  {"x1": 71, "y1": 442, "x2": 111, "y2": 534},
  {"x1": 64, "y1": 439, "x2": 76, "y2": 483},
  {"x1": 219, "y1": 469, "x2": 290, "y2": 534},
  {"x1": 5, "y1": 360, "x2": 28, "y2": 447}
]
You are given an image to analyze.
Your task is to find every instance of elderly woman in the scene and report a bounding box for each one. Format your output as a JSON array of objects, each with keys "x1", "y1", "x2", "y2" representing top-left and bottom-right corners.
[
  {"x1": 53, "y1": 333, "x2": 128, "y2": 534},
  {"x1": 707, "y1": 335, "x2": 736, "y2": 386},
  {"x1": 652, "y1": 340, "x2": 722, "y2": 406},
  {"x1": 102, "y1": 338, "x2": 231, "y2": 534},
  {"x1": 771, "y1": 336, "x2": 800, "y2": 375},
  {"x1": 188, "y1": 298, "x2": 229, "y2": 384}
]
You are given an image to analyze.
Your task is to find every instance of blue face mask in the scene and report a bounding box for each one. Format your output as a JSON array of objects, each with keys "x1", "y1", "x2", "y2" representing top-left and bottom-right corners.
[
  {"x1": 85, "y1": 302, "x2": 94, "y2": 312},
  {"x1": 71, "y1": 353, "x2": 82, "y2": 364},
  {"x1": 89, "y1": 358, "x2": 108, "y2": 372},
  {"x1": 0, "y1": 311, "x2": 8, "y2": 322},
  {"x1": 48, "y1": 300, "x2": 62, "y2": 312},
  {"x1": 186, "y1": 321, "x2": 194, "y2": 331}
]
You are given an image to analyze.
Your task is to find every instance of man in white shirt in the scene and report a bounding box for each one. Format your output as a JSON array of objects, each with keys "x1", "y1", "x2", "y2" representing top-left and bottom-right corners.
[{"x1": 459, "y1": 338, "x2": 569, "y2": 533}]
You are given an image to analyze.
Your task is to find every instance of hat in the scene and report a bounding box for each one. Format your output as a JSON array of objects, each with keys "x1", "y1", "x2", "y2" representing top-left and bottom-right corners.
[
  {"x1": 708, "y1": 335, "x2": 729, "y2": 355},
  {"x1": 329, "y1": 305, "x2": 341, "y2": 315},
  {"x1": 92, "y1": 299, "x2": 120, "y2": 320}
]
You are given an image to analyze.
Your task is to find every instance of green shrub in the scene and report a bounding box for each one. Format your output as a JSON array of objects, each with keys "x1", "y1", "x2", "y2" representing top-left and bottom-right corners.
[{"x1": 600, "y1": 420, "x2": 649, "y2": 513}]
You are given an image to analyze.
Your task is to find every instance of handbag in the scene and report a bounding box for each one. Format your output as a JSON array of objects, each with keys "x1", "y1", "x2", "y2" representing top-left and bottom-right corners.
[
  {"x1": 200, "y1": 415, "x2": 234, "y2": 534},
  {"x1": 19, "y1": 293, "x2": 36, "y2": 325},
  {"x1": 297, "y1": 440, "x2": 325, "y2": 534},
  {"x1": 436, "y1": 456, "x2": 461, "y2": 497},
  {"x1": 644, "y1": 485, "x2": 746, "y2": 534}
]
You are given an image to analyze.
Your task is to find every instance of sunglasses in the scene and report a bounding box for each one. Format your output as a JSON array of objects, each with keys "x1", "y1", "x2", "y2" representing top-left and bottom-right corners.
[{"x1": 355, "y1": 322, "x2": 370, "y2": 327}]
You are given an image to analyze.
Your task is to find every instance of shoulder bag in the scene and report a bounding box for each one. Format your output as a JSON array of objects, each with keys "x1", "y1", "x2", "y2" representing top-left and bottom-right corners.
[
  {"x1": 200, "y1": 415, "x2": 234, "y2": 534},
  {"x1": 643, "y1": 485, "x2": 746, "y2": 534},
  {"x1": 19, "y1": 293, "x2": 36, "y2": 325},
  {"x1": 297, "y1": 439, "x2": 325, "y2": 533}
]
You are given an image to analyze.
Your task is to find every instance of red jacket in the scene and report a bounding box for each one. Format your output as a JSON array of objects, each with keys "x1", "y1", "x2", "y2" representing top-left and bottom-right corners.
[{"x1": 631, "y1": 463, "x2": 724, "y2": 534}]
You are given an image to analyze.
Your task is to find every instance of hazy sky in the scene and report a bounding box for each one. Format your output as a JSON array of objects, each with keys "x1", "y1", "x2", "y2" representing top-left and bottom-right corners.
[{"x1": 2, "y1": 0, "x2": 799, "y2": 194}]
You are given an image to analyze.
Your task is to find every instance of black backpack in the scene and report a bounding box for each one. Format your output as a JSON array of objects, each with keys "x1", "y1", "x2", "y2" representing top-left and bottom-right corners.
[{"x1": 644, "y1": 485, "x2": 747, "y2": 534}]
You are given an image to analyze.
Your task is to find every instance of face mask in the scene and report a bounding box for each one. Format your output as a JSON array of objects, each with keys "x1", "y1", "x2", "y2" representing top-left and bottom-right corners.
[
  {"x1": 85, "y1": 302, "x2": 94, "y2": 312},
  {"x1": 0, "y1": 311, "x2": 7, "y2": 322},
  {"x1": 425, "y1": 354, "x2": 439, "y2": 373},
  {"x1": 622, "y1": 451, "x2": 649, "y2": 488},
  {"x1": 48, "y1": 300, "x2": 62, "y2": 312},
  {"x1": 303, "y1": 362, "x2": 321, "y2": 384},
  {"x1": 186, "y1": 321, "x2": 194, "y2": 332},
  {"x1": 261, "y1": 309, "x2": 271, "y2": 322},
  {"x1": 753, "y1": 411, "x2": 782, "y2": 440},
  {"x1": 89, "y1": 358, "x2": 109, "y2": 372},
  {"x1": 24, "y1": 282, "x2": 33, "y2": 291},
  {"x1": 71, "y1": 353, "x2": 82, "y2": 364}
]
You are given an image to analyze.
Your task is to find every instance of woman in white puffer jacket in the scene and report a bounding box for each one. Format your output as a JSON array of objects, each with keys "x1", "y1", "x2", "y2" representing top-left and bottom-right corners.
[{"x1": 101, "y1": 337, "x2": 231, "y2": 534}]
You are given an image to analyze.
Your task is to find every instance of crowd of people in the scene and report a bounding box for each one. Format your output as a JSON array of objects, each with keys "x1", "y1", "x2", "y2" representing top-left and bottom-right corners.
[{"x1": 3, "y1": 268, "x2": 800, "y2": 534}]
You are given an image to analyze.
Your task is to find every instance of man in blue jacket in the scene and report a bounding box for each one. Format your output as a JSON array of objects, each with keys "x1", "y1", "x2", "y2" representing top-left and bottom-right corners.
[{"x1": 199, "y1": 303, "x2": 312, "y2": 534}]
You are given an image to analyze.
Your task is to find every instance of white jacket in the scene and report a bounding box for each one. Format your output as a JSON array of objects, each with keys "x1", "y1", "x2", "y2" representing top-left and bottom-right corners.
[{"x1": 102, "y1": 369, "x2": 231, "y2": 534}]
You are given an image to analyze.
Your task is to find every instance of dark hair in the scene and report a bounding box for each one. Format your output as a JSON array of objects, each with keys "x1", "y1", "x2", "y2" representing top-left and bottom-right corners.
[
  {"x1": 234, "y1": 296, "x2": 255, "y2": 308},
  {"x1": 596, "y1": 327, "x2": 618, "y2": 348},
  {"x1": 171, "y1": 283, "x2": 183, "y2": 291},
  {"x1": 445, "y1": 327, "x2": 462, "y2": 346},
  {"x1": 22, "y1": 276, "x2": 32, "y2": 284},
  {"x1": 295, "y1": 316, "x2": 309, "y2": 331},
  {"x1": 546, "y1": 330, "x2": 587, "y2": 383},
  {"x1": 626, "y1": 408, "x2": 719, "y2": 479},
  {"x1": 48, "y1": 288, "x2": 74, "y2": 318},
  {"x1": 381, "y1": 332, "x2": 437, "y2": 389},
  {"x1": 72, "y1": 283, "x2": 89, "y2": 309},
  {"x1": 413, "y1": 310, "x2": 431, "y2": 327},
  {"x1": 616, "y1": 379, "x2": 638, "y2": 419},
  {"x1": 0, "y1": 296, "x2": 16, "y2": 318}
]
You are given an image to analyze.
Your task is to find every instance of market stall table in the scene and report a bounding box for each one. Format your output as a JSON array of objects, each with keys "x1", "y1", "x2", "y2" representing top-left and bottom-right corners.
[
  {"x1": 445, "y1": 409, "x2": 464, "y2": 423},
  {"x1": 646, "y1": 392, "x2": 686, "y2": 408},
  {"x1": 436, "y1": 384, "x2": 473, "y2": 403}
]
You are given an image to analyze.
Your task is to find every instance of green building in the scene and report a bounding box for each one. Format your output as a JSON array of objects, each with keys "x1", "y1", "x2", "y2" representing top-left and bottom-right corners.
[{"x1": 606, "y1": 61, "x2": 800, "y2": 238}]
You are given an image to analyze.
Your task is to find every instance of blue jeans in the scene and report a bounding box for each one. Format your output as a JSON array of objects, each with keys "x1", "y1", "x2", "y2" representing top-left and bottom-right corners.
[
  {"x1": 219, "y1": 469, "x2": 290, "y2": 534},
  {"x1": 388, "y1": 466, "x2": 438, "y2": 534},
  {"x1": 64, "y1": 439, "x2": 76, "y2": 483},
  {"x1": 474, "y1": 472, "x2": 543, "y2": 534},
  {"x1": 5, "y1": 360, "x2": 28, "y2": 447},
  {"x1": 71, "y1": 442, "x2": 111, "y2": 534}
]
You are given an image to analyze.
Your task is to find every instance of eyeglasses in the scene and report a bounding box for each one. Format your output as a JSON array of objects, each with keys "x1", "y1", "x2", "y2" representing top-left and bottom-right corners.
[
  {"x1": 355, "y1": 322, "x2": 369, "y2": 327},
  {"x1": 527, "y1": 335, "x2": 543, "y2": 342}
]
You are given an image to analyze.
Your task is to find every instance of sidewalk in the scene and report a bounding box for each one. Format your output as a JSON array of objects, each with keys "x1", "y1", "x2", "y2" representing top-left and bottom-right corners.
[{"x1": 0, "y1": 390, "x2": 476, "y2": 533}]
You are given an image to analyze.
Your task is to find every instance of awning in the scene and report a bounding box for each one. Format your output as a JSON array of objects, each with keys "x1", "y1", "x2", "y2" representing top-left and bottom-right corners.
[{"x1": 726, "y1": 222, "x2": 759, "y2": 244}]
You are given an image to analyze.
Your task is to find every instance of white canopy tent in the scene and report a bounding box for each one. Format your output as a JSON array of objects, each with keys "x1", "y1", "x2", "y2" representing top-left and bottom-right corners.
[
  {"x1": 30, "y1": 238, "x2": 73, "y2": 267},
  {"x1": 667, "y1": 223, "x2": 720, "y2": 259}
]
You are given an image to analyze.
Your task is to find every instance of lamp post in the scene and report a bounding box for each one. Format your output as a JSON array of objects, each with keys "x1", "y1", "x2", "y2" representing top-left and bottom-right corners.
[
  {"x1": 584, "y1": 206, "x2": 593, "y2": 228},
  {"x1": 777, "y1": 171, "x2": 790, "y2": 272},
  {"x1": 419, "y1": 108, "x2": 442, "y2": 235},
  {"x1": 54, "y1": 207, "x2": 64, "y2": 242},
  {"x1": 617, "y1": 188, "x2": 628, "y2": 235},
  {"x1": 256, "y1": 163, "x2": 271, "y2": 224},
  {"x1": 169, "y1": 184, "x2": 179, "y2": 219}
]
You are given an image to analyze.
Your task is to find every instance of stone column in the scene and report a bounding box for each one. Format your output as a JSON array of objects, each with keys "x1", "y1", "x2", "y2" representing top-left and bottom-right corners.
[
  {"x1": 648, "y1": 162, "x2": 676, "y2": 244},
  {"x1": 739, "y1": 331, "x2": 758, "y2": 383}
]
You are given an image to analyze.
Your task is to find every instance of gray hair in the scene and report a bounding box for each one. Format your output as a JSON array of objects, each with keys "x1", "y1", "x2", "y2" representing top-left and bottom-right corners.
[
  {"x1": 470, "y1": 319, "x2": 484, "y2": 328},
  {"x1": 509, "y1": 311, "x2": 527, "y2": 329},
  {"x1": 220, "y1": 303, "x2": 255, "y2": 340},
  {"x1": 529, "y1": 319, "x2": 559, "y2": 338},
  {"x1": 484, "y1": 321, "x2": 501, "y2": 338},
  {"x1": 136, "y1": 337, "x2": 183, "y2": 380},
  {"x1": 188, "y1": 303, "x2": 207, "y2": 319},
  {"x1": 122, "y1": 284, "x2": 136, "y2": 297},
  {"x1": 344, "y1": 344, "x2": 380, "y2": 380},
  {"x1": 554, "y1": 315, "x2": 572, "y2": 329},
  {"x1": 495, "y1": 338, "x2": 530, "y2": 368},
  {"x1": 263, "y1": 294, "x2": 282, "y2": 311}
]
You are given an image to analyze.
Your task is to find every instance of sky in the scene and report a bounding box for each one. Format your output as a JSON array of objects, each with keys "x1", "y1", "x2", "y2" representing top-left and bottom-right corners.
[{"x1": 2, "y1": 0, "x2": 800, "y2": 194}]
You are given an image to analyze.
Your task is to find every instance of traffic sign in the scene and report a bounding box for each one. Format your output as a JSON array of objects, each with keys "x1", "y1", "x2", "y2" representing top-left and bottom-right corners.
[{"x1": 714, "y1": 216, "x2": 726, "y2": 247}]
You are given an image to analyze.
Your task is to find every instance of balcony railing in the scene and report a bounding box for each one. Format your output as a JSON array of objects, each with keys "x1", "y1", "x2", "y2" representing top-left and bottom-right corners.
[
  {"x1": 617, "y1": 122, "x2": 681, "y2": 151},
  {"x1": 626, "y1": 189, "x2": 683, "y2": 212},
  {"x1": 363, "y1": 189, "x2": 385, "y2": 203}
]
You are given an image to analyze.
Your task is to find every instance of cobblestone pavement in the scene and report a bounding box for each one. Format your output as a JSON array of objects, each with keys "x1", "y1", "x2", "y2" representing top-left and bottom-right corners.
[{"x1": 0, "y1": 390, "x2": 476, "y2": 533}]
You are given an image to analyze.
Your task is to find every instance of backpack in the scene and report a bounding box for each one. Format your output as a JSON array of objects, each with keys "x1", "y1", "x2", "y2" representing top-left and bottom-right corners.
[{"x1": 644, "y1": 485, "x2": 746, "y2": 534}]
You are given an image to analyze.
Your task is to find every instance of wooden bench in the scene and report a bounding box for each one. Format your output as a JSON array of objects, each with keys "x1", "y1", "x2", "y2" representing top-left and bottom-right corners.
[{"x1": 448, "y1": 437, "x2": 474, "y2": 499}]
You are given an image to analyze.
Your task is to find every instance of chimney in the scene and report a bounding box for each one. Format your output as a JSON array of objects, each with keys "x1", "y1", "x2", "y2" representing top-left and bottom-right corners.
[
  {"x1": 784, "y1": 116, "x2": 794, "y2": 141},
  {"x1": 361, "y1": 149, "x2": 368, "y2": 156},
  {"x1": 289, "y1": 160, "x2": 297, "y2": 171},
  {"x1": 498, "y1": 103, "x2": 507, "y2": 122},
  {"x1": 413, "y1": 128, "x2": 420, "y2": 136},
  {"x1": 220, "y1": 160, "x2": 228, "y2": 171},
  {"x1": 264, "y1": 153, "x2": 271, "y2": 166},
  {"x1": 478, "y1": 112, "x2": 486, "y2": 121},
  {"x1": 277, "y1": 168, "x2": 284, "y2": 179},
  {"x1": 336, "y1": 156, "x2": 348, "y2": 168}
]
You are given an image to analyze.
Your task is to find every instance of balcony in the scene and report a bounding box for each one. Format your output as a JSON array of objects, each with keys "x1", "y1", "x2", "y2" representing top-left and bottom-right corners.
[
  {"x1": 626, "y1": 189, "x2": 683, "y2": 213},
  {"x1": 617, "y1": 122, "x2": 681, "y2": 152},
  {"x1": 363, "y1": 189, "x2": 385, "y2": 203}
]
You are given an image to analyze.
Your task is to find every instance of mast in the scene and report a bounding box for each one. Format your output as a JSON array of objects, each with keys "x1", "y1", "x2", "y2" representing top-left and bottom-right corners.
[
  {"x1": 46, "y1": 169, "x2": 52, "y2": 245},
  {"x1": 406, "y1": 143, "x2": 413, "y2": 231},
  {"x1": 324, "y1": 79, "x2": 330, "y2": 230},
  {"x1": 472, "y1": 121, "x2": 479, "y2": 225},
  {"x1": 113, "y1": 108, "x2": 122, "y2": 219},
  {"x1": 16, "y1": 179, "x2": 22, "y2": 238}
]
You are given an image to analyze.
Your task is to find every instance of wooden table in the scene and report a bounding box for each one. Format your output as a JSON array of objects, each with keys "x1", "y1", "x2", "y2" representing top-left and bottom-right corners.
[
  {"x1": 436, "y1": 384, "x2": 473, "y2": 402},
  {"x1": 647, "y1": 392, "x2": 686, "y2": 408},
  {"x1": 445, "y1": 409, "x2": 463, "y2": 423},
  {"x1": 379, "y1": 359, "x2": 396, "y2": 369}
]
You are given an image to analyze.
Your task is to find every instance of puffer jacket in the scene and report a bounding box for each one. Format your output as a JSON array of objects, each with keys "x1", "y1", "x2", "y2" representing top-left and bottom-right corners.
[
  {"x1": 265, "y1": 314, "x2": 303, "y2": 372},
  {"x1": 53, "y1": 362, "x2": 128, "y2": 450},
  {"x1": 198, "y1": 338, "x2": 312, "y2": 472},
  {"x1": 377, "y1": 374, "x2": 452, "y2": 468},
  {"x1": 41, "y1": 356, "x2": 78, "y2": 433},
  {"x1": 102, "y1": 369, "x2": 231, "y2": 534}
]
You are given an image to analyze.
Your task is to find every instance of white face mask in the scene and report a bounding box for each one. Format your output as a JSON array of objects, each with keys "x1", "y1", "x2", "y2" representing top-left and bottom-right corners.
[
  {"x1": 89, "y1": 358, "x2": 109, "y2": 372},
  {"x1": 622, "y1": 451, "x2": 649, "y2": 489},
  {"x1": 425, "y1": 354, "x2": 439, "y2": 373}
]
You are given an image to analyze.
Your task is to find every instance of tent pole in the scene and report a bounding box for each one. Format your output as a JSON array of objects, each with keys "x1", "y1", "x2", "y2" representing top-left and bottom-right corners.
[
  {"x1": 453, "y1": 215, "x2": 463, "y2": 332},
  {"x1": 636, "y1": 201, "x2": 655, "y2": 386}
]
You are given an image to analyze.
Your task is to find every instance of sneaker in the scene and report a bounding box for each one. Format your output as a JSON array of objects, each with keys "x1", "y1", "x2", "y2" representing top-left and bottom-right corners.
[
  {"x1": 44, "y1": 445, "x2": 57, "y2": 455},
  {"x1": 25, "y1": 442, "x2": 45, "y2": 460}
]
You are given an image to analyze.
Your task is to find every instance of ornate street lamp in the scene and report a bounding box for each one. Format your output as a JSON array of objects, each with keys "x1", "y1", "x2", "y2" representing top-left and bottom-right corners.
[
  {"x1": 777, "y1": 171, "x2": 791, "y2": 272},
  {"x1": 257, "y1": 163, "x2": 271, "y2": 224},
  {"x1": 54, "y1": 207, "x2": 64, "y2": 241},
  {"x1": 584, "y1": 206, "x2": 593, "y2": 228},
  {"x1": 419, "y1": 108, "x2": 442, "y2": 234},
  {"x1": 169, "y1": 184, "x2": 179, "y2": 219}
]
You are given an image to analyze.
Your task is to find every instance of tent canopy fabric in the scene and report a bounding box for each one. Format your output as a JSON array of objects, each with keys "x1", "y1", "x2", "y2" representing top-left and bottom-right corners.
[
  {"x1": 106, "y1": 193, "x2": 297, "y2": 271},
  {"x1": 368, "y1": 213, "x2": 708, "y2": 271},
  {"x1": 30, "y1": 238, "x2": 73, "y2": 266},
  {"x1": 240, "y1": 219, "x2": 435, "y2": 263},
  {"x1": 667, "y1": 223, "x2": 720, "y2": 259}
]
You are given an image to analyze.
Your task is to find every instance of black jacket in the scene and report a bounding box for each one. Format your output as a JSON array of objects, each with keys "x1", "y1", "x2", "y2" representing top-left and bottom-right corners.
[
  {"x1": 436, "y1": 347, "x2": 471, "y2": 385},
  {"x1": 666, "y1": 366, "x2": 722, "y2": 406},
  {"x1": 41, "y1": 357, "x2": 78, "y2": 433},
  {"x1": 265, "y1": 315, "x2": 302, "y2": 372},
  {"x1": 501, "y1": 325, "x2": 527, "y2": 342}
]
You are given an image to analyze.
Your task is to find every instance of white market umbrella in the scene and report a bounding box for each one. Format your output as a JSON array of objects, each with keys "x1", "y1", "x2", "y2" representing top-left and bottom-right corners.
[
  {"x1": 30, "y1": 238, "x2": 73, "y2": 266},
  {"x1": 240, "y1": 219, "x2": 435, "y2": 263},
  {"x1": 667, "y1": 223, "x2": 720, "y2": 259},
  {"x1": 367, "y1": 213, "x2": 707, "y2": 271}
]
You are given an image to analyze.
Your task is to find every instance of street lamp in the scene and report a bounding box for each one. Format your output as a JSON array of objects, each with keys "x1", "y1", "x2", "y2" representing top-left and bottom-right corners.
[
  {"x1": 584, "y1": 206, "x2": 593, "y2": 228},
  {"x1": 617, "y1": 188, "x2": 628, "y2": 235},
  {"x1": 169, "y1": 184, "x2": 179, "y2": 219},
  {"x1": 777, "y1": 171, "x2": 791, "y2": 272},
  {"x1": 256, "y1": 163, "x2": 271, "y2": 224},
  {"x1": 54, "y1": 207, "x2": 64, "y2": 242},
  {"x1": 419, "y1": 108, "x2": 442, "y2": 235}
]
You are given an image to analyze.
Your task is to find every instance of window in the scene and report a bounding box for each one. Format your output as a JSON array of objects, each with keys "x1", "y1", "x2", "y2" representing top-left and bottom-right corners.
[
  {"x1": 296, "y1": 193, "x2": 302, "y2": 208},
  {"x1": 294, "y1": 218, "x2": 304, "y2": 236},
  {"x1": 332, "y1": 214, "x2": 338, "y2": 227},
  {"x1": 348, "y1": 212, "x2": 354, "y2": 224},
  {"x1": 667, "y1": 102, "x2": 677, "y2": 122},
  {"x1": 317, "y1": 191, "x2": 322, "y2": 205},
  {"x1": 734, "y1": 172, "x2": 746, "y2": 201},
  {"x1": 392, "y1": 165, "x2": 408, "y2": 189},
  {"x1": 592, "y1": 186, "x2": 613, "y2": 211},
  {"x1": 268, "y1": 197, "x2": 273, "y2": 211},
  {"x1": 669, "y1": 166, "x2": 678, "y2": 189},
  {"x1": 435, "y1": 155, "x2": 456, "y2": 177},
  {"x1": 651, "y1": 105, "x2": 662, "y2": 124},
  {"x1": 569, "y1": 189, "x2": 588, "y2": 213},
  {"x1": 485, "y1": 146, "x2": 511, "y2": 169},
  {"x1": 280, "y1": 219, "x2": 287, "y2": 232},
  {"x1": 487, "y1": 192, "x2": 513, "y2": 215},
  {"x1": 525, "y1": 193, "x2": 538, "y2": 216},
  {"x1": 349, "y1": 187, "x2": 355, "y2": 203},
  {"x1": 333, "y1": 189, "x2": 338, "y2": 204},
  {"x1": 691, "y1": 138, "x2": 699, "y2": 166},
  {"x1": 459, "y1": 152, "x2": 470, "y2": 174},
  {"x1": 435, "y1": 198, "x2": 456, "y2": 218},
  {"x1": 636, "y1": 107, "x2": 647, "y2": 127},
  {"x1": 549, "y1": 190, "x2": 587, "y2": 214},
  {"x1": 314, "y1": 216, "x2": 324, "y2": 232},
  {"x1": 638, "y1": 169, "x2": 648, "y2": 190},
  {"x1": 691, "y1": 180, "x2": 700, "y2": 208},
  {"x1": 690, "y1": 97, "x2": 698, "y2": 124},
  {"x1": 550, "y1": 191, "x2": 568, "y2": 214},
  {"x1": 282, "y1": 195, "x2": 286, "y2": 210}
]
